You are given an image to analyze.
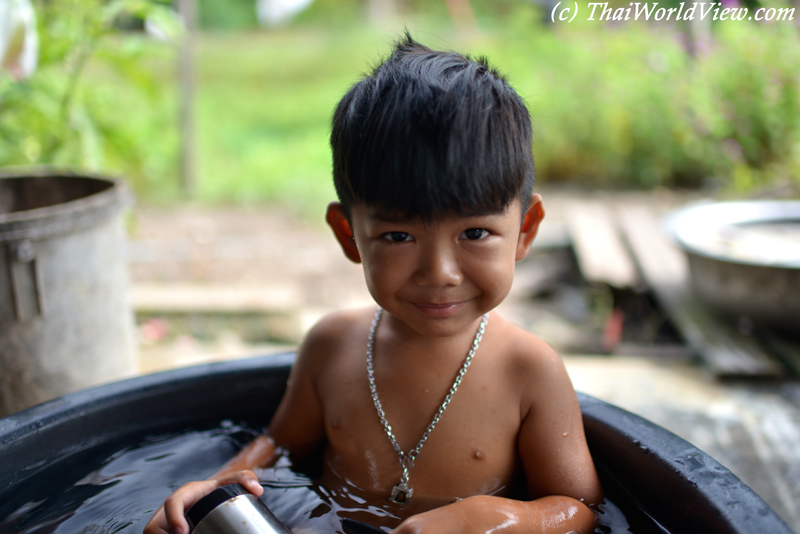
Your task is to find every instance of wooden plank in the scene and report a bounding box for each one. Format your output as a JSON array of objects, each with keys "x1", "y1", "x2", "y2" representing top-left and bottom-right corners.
[
  {"x1": 617, "y1": 204, "x2": 784, "y2": 378},
  {"x1": 677, "y1": 302, "x2": 786, "y2": 378},
  {"x1": 565, "y1": 199, "x2": 639, "y2": 289}
]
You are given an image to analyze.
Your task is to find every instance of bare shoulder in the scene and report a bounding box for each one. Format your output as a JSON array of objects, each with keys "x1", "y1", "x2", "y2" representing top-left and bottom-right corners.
[
  {"x1": 268, "y1": 308, "x2": 377, "y2": 452},
  {"x1": 488, "y1": 313, "x2": 575, "y2": 414},
  {"x1": 295, "y1": 306, "x2": 376, "y2": 368},
  {"x1": 490, "y1": 312, "x2": 566, "y2": 377},
  {"x1": 302, "y1": 306, "x2": 374, "y2": 345}
]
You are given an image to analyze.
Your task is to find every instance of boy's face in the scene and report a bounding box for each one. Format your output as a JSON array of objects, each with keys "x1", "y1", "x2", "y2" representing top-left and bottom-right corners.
[{"x1": 327, "y1": 195, "x2": 544, "y2": 338}]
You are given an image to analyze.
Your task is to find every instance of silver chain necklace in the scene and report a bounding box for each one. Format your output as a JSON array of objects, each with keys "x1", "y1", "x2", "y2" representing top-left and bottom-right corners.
[{"x1": 366, "y1": 306, "x2": 488, "y2": 504}]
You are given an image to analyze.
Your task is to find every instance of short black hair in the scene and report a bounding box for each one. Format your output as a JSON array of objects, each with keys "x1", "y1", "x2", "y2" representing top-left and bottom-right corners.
[{"x1": 330, "y1": 32, "x2": 535, "y2": 222}]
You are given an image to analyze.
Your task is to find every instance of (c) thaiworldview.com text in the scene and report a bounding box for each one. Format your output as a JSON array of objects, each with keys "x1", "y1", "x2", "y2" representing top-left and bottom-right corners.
[{"x1": 551, "y1": 2, "x2": 796, "y2": 23}]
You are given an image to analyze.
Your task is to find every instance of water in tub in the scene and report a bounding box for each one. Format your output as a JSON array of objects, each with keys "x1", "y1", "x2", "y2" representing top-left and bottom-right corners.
[{"x1": 0, "y1": 422, "x2": 634, "y2": 533}]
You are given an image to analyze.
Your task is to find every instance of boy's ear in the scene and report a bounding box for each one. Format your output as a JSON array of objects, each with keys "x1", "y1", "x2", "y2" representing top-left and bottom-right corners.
[
  {"x1": 326, "y1": 202, "x2": 362, "y2": 264},
  {"x1": 516, "y1": 194, "x2": 545, "y2": 262}
]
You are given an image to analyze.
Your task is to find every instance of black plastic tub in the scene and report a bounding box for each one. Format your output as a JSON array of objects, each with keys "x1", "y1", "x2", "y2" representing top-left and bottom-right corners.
[{"x1": 0, "y1": 354, "x2": 792, "y2": 534}]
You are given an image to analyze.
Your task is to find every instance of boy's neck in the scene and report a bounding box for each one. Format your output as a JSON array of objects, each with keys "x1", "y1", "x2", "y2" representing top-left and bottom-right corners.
[{"x1": 375, "y1": 310, "x2": 491, "y2": 366}]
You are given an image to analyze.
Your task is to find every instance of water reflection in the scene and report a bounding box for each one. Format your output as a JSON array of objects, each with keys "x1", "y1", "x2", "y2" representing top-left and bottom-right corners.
[{"x1": 0, "y1": 423, "x2": 633, "y2": 534}]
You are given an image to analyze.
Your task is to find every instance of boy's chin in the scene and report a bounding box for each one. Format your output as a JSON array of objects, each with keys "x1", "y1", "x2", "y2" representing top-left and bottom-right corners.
[{"x1": 381, "y1": 302, "x2": 491, "y2": 338}]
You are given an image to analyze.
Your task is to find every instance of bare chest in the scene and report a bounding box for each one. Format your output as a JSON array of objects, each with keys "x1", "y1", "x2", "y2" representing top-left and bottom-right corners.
[{"x1": 314, "y1": 354, "x2": 525, "y2": 499}]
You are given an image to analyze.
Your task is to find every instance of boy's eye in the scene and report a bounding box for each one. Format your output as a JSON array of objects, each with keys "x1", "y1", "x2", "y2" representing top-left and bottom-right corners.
[
  {"x1": 382, "y1": 231, "x2": 413, "y2": 242},
  {"x1": 460, "y1": 228, "x2": 490, "y2": 240}
]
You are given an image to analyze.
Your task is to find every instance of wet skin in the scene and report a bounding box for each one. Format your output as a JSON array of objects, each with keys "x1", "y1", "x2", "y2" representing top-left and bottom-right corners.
[{"x1": 144, "y1": 195, "x2": 603, "y2": 534}]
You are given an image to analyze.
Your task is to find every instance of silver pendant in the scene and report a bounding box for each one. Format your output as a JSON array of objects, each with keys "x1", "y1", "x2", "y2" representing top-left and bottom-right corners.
[{"x1": 390, "y1": 481, "x2": 413, "y2": 504}]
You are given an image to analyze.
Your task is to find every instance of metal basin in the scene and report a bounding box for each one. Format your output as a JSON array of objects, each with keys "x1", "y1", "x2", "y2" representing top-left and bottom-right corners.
[{"x1": 665, "y1": 200, "x2": 800, "y2": 337}]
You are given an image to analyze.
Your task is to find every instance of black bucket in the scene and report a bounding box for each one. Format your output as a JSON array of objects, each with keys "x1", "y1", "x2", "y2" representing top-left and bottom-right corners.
[
  {"x1": 0, "y1": 169, "x2": 136, "y2": 417},
  {"x1": 0, "y1": 354, "x2": 792, "y2": 534}
]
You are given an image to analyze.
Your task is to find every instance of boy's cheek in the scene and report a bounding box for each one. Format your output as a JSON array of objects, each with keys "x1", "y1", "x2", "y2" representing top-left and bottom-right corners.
[
  {"x1": 362, "y1": 270, "x2": 402, "y2": 301},
  {"x1": 484, "y1": 264, "x2": 517, "y2": 301}
]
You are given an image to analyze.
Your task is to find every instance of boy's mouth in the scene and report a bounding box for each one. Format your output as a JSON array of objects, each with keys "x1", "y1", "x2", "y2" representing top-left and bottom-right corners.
[{"x1": 411, "y1": 300, "x2": 470, "y2": 316}]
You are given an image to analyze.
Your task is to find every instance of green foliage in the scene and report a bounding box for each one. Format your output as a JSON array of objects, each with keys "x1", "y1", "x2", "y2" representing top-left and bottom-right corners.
[
  {"x1": 474, "y1": 12, "x2": 800, "y2": 194},
  {"x1": 6, "y1": 1, "x2": 797, "y2": 213},
  {"x1": 182, "y1": 16, "x2": 800, "y2": 214},
  {"x1": 690, "y1": 23, "x2": 800, "y2": 192},
  {"x1": 0, "y1": 0, "x2": 180, "y2": 198},
  {"x1": 197, "y1": 0, "x2": 258, "y2": 30},
  {"x1": 291, "y1": 0, "x2": 366, "y2": 26},
  {"x1": 191, "y1": 28, "x2": 383, "y2": 214}
]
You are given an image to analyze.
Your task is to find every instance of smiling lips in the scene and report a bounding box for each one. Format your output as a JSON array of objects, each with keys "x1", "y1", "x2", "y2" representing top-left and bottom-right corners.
[{"x1": 411, "y1": 300, "x2": 472, "y2": 316}]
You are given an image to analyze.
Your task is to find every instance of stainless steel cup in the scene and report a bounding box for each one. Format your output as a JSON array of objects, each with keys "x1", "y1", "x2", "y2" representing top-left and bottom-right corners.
[{"x1": 186, "y1": 483, "x2": 292, "y2": 534}]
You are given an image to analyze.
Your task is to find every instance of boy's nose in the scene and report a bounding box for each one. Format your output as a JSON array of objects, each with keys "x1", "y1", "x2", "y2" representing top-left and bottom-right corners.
[{"x1": 413, "y1": 245, "x2": 462, "y2": 287}]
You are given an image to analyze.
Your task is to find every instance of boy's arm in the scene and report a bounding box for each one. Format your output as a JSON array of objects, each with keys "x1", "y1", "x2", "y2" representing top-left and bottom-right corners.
[
  {"x1": 515, "y1": 341, "x2": 603, "y2": 510},
  {"x1": 394, "y1": 340, "x2": 603, "y2": 534},
  {"x1": 144, "y1": 319, "x2": 332, "y2": 534},
  {"x1": 262, "y1": 315, "x2": 329, "y2": 459},
  {"x1": 392, "y1": 494, "x2": 597, "y2": 534}
]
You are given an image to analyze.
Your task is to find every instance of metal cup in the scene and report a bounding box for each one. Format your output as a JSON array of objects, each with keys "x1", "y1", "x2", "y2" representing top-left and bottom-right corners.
[{"x1": 186, "y1": 483, "x2": 292, "y2": 534}]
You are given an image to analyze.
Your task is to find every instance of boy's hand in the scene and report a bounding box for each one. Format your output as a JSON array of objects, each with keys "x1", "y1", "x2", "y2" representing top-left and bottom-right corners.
[
  {"x1": 143, "y1": 471, "x2": 263, "y2": 534},
  {"x1": 391, "y1": 501, "x2": 472, "y2": 534}
]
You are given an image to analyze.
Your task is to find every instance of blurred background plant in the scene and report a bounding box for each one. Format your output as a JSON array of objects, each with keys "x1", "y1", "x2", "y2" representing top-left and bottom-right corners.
[
  {"x1": 2, "y1": 0, "x2": 799, "y2": 215},
  {"x1": 0, "y1": 0, "x2": 181, "y2": 196}
]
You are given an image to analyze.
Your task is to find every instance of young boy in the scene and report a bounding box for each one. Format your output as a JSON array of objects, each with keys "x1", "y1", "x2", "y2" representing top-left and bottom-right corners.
[{"x1": 145, "y1": 34, "x2": 603, "y2": 534}]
